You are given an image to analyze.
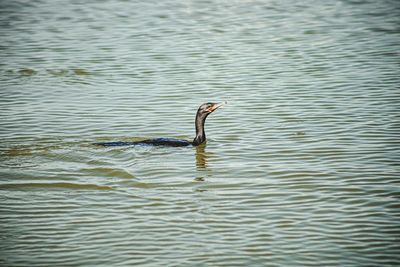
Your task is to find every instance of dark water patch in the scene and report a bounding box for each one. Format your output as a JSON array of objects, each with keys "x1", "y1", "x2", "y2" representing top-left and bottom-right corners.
[
  {"x1": 17, "y1": 68, "x2": 37, "y2": 76},
  {"x1": 2, "y1": 68, "x2": 92, "y2": 78}
]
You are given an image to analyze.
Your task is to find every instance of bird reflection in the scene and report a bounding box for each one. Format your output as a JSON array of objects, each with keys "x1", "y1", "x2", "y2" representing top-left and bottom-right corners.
[
  {"x1": 195, "y1": 143, "x2": 208, "y2": 169},
  {"x1": 195, "y1": 143, "x2": 217, "y2": 183}
]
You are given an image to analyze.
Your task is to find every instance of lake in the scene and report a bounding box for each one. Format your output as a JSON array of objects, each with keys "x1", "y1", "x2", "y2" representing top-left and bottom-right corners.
[{"x1": 1, "y1": 0, "x2": 399, "y2": 266}]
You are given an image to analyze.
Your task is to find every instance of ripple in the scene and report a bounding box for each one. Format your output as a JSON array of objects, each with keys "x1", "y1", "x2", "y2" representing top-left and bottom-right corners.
[{"x1": 0, "y1": 182, "x2": 113, "y2": 191}]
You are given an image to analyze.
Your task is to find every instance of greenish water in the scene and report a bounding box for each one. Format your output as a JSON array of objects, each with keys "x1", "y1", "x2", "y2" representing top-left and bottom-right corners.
[{"x1": 1, "y1": 0, "x2": 399, "y2": 266}]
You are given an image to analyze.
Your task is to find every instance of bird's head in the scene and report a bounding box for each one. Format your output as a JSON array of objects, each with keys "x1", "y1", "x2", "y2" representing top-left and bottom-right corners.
[{"x1": 197, "y1": 101, "x2": 227, "y2": 115}]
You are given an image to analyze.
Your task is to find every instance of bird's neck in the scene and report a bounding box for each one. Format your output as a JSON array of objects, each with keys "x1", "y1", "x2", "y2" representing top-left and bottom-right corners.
[{"x1": 192, "y1": 113, "x2": 208, "y2": 146}]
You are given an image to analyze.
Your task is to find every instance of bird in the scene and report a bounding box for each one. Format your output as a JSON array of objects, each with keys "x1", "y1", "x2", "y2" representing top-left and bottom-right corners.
[{"x1": 94, "y1": 101, "x2": 226, "y2": 147}]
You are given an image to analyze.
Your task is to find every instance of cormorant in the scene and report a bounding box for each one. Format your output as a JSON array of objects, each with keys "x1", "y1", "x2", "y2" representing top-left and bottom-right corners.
[{"x1": 95, "y1": 101, "x2": 226, "y2": 147}]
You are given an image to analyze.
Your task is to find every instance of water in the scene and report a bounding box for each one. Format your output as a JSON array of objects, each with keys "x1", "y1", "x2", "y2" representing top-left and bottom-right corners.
[{"x1": 1, "y1": 0, "x2": 399, "y2": 266}]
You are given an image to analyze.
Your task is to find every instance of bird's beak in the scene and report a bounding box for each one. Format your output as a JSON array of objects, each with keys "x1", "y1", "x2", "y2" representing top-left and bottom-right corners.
[{"x1": 207, "y1": 101, "x2": 227, "y2": 112}]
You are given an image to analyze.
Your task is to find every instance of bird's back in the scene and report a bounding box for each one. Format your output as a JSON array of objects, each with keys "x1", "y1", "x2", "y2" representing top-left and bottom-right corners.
[{"x1": 94, "y1": 138, "x2": 191, "y2": 147}]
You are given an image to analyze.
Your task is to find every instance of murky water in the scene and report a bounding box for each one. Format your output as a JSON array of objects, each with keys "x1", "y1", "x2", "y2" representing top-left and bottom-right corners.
[{"x1": 1, "y1": 0, "x2": 399, "y2": 266}]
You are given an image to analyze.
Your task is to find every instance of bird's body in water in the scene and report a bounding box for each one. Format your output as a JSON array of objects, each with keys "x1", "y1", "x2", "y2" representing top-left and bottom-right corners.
[{"x1": 95, "y1": 102, "x2": 226, "y2": 147}]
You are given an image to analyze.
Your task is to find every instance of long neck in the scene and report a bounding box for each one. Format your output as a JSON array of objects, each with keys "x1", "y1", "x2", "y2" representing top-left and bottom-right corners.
[{"x1": 192, "y1": 112, "x2": 208, "y2": 146}]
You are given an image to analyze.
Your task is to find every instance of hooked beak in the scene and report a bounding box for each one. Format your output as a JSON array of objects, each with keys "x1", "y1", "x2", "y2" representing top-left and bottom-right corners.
[{"x1": 207, "y1": 101, "x2": 227, "y2": 113}]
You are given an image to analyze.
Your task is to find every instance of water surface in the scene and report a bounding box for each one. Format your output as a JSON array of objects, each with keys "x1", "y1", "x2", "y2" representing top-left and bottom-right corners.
[{"x1": 1, "y1": 0, "x2": 400, "y2": 266}]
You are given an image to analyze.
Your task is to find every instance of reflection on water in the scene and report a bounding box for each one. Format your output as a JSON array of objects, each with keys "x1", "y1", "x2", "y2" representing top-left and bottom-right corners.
[
  {"x1": 1, "y1": 0, "x2": 400, "y2": 266},
  {"x1": 195, "y1": 144, "x2": 208, "y2": 169},
  {"x1": 195, "y1": 144, "x2": 212, "y2": 182}
]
